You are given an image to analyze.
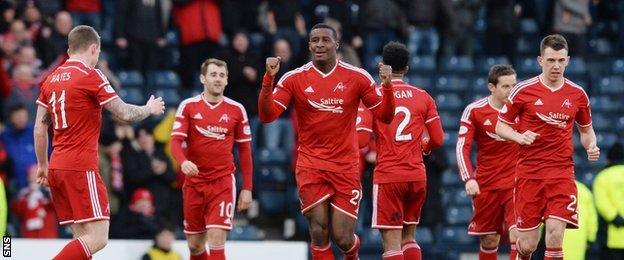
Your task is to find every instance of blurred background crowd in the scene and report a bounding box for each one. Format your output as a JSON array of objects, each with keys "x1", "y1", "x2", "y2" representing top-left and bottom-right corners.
[{"x1": 0, "y1": 0, "x2": 623, "y2": 259}]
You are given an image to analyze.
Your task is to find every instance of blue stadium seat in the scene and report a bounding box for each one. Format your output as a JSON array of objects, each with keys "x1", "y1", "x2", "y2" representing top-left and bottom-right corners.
[
  {"x1": 589, "y1": 38, "x2": 613, "y2": 55},
  {"x1": 566, "y1": 58, "x2": 588, "y2": 75},
  {"x1": 258, "y1": 190, "x2": 286, "y2": 215},
  {"x1": 444, "y1": 131, "x2": 458, "y2": 147},
  {"x1": 445, "y1": 148, "x2": 458, "y2": 167},
  {"x1": 449, "y1": 188, "x2": 472, "y2": 206},
  {"x1": 440, "y1": 56, "x2": 474, "y2": 73},
  {"x1": 596, "y1": 132, "x2": 618, "y2": 149},
  {"x1": 516, "y1": 36, "x2": 539, "y2": 55},
  {"x1": 118, "y1": 87, "x2": 144, "y2": 104},
  {"x1": 612, "y1": 59, "x2": 624, "y2": 74},
  {"x1": 436, "y1": 76, "x2": 469, "y2": 93},
  {"x1": 256, "y1": 147, "x2": 288, "y2": 165},
  {"x1": 520, "y1": 19, "x2": 539, "y2": 34},
  {"x1": 154, "y1": 88, "x2": 181, "y2": 107},
  {"x1": 360, "y1": 229, "x2": 383, "y2": 251},
  {"x1": 516, "y1": 56, "x2": 541, "y2": 75},
  {"x1": 117, "y1": 70, "x2": 144, "y2": 89},
  {"x1": 410, "y1": 56, "x2": 436, "y2": 72},
  {"x1": 439, "y1": 226, "x2": 476, "y2": 245},
  {"x1": 367, "y1": 55, "x2": 383, "y2": 72},
  {"x1": 256, "y1": 166, "x2": 288, "y2": 185},
  {"x1": 442, "y1": 169, "x2": 463, "y2": 186},
  {"x1": 578, "y1": 171, "x2": 596, "y2": 187},
  {"x1": 439, "y1": 112, "x2": 460, "y2": 130},
  {"x1": 445, "y1": 206, "x2": 473, "y2": 225},
  {"x1": 590, "y1": 113, "x2": 610, "y2": 132},
  {"x1": 617, "y1": 116, "x2": 624, "y2": 132},
  {"x1": 415, "y1": 227, "x2": 435, "y2": 245},
  {"x1": 165, "y1": 30, "x2": 179, "y2": 46},
  {"x1": 590, "y1": 96, "x2": 618, "y2": 113},
  {"x1": 476, "y1": 56, "x2": 510, "y2": 73},
  {"x1": 435, "y1": 93, "x2": 463, "y2": 110},
  {"x1": 228, "y1": 225, "x2": 265, "y2": 241},
  {"x1": 148, "y1": 70, "x2": 181, "y2": 89},
  {"x1": 598, "y1": 76, "x2": 624, "y2": 95},
  {"x1": 407, "y1": 75, "x2": 433, "y2": 91}
]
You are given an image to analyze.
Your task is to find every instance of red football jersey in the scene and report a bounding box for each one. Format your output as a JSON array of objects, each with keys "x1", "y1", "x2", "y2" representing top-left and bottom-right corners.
[
  {"x1": 498, "y1": 76, "x2": 592, "y2": 179},
  {"x1": 373, "y1": 79, "x2": 439, "y2": 183},
  {"x1": 273, "y1": 61, "x2": 382, "y2": 173},
  {"x1": 172, "y1": 95, "x2": 251, "y2": 184},
  {"x1": 36, "y1": 59, "x2": 118, "y2": 171},
  {"x1": 457, "y1": 97, "x2": 519, "y2": 190},
  {"x1": 356, "y1": 103, "x2": 373, "y2": 133}
]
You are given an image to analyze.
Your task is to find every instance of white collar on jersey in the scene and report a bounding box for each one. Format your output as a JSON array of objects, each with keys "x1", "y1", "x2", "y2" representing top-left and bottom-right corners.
[
  {"x1": 538, "y1": 74, "x2": 565, "y2": 92},
  {"x1": 200, "y1": 93, "x2": 223, "y2": 109},
  {"x1": 311, "y1": 60, "x2": 339, "y2": 78}
]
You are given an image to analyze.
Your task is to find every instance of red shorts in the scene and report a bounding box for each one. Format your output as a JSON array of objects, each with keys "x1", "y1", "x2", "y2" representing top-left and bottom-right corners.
[
  {"x1": 183, "y1": 174, "x2": 236, "y2": 234},
  {"x1": 371, "y1": 181, "x2": 426, "y2": 229},
  {"x1": 514, "y1": 177, "x2": 578, "y2": 231},
  {"x1": 296, "y1": 167, "x2": 361, "y2": 219},
  {"x1": 48, "y1": 169, "x2": 110, "y2": 225},
  {"x1": 468, "y1": 188, "x2": 515, "y2": 235}
]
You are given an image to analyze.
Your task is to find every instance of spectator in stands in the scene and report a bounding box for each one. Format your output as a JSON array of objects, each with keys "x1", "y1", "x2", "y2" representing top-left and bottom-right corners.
[
  {"x1": 9, "y1": 19, "x2": 32, "y2": 46},
  {"x1": 221, "y1": 30, "x2": 262, "y2": 117},
  {"x1": 440, "y1": 0, "x2": 480, "y2": 57},
  {"x1": 18, "y1": 2, "x2": 42, "y2": 40},
  {"x1": 553, "y1": 0, "x2": 593, "y2": 57},
  {"x1": 36, "y1": 11, "x2": 71, "y2": 67},
  {"x1": 12, "y1": 165, "x2": 58, "y2": 238},
  {"x1": 359, "y1": 0, "x2": 406, "y2": 69},
  {"x1": 562, "y1": 180, "x2": 597, "y2": 260},
  {"x1": 221, "y1": 0, "x2": 263, "y2": 37},
  {"x1": 266, "y1": 0, "x2": 307, "y2": 56},
  {"x1": 324, "y1": 18, "x2": 361, "y2": 67},
  {"x1": 6, "y1": 64, "x2": 38, "y2": 118},
  {"x1": 120, "y1": 124, "x2": 177, "y2": 224},
  {"x1": 142, "y1": 225, "x2": 182, "y2": 260},
  {"x1": 593, "y1": 142, "x2": 624, "y2": 259},
  {"x1": 14, "y1": 45, "x2": 41, "y2": 74},
  {"x1": 172, "y1": 0, "x2": 223, "y2": 88},
  {"x1": 23, "y1": 0, "x2": 62, "y2": 20},
  {"x1": 111, "y1": 188, "x2": 160, "y2": 239},
  {"x1": 65, "y1": 0, "x2": 102, "y2": 30},
  {"x1": 484, "y1": 0, "x2": 521, "y2": 60},
  {"x1": 400, "y1": 0, "x2": 451, "y2": 56},
  {"x1": 0, "y1": 1, "x2": 15, "y2": 34},
  {"x1": 0, "y1": 104, "x2": 35, "y2": 190},
  {"x1": 115, "y1": 0, "x2": 167, "y2": 74}
]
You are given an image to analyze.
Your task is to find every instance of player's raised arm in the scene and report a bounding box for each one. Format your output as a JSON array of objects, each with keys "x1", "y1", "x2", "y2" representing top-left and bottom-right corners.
[
  {"x1": 369, "y1": 63, "x2": 395, "y2": 124},
  {"x1": 33, "y1": 106, "x2": 51, "y2": 186},
  {"x1": 258, "y1": 57, "x2": 287, "y2": 123},
  {"x1": 104, "y1": 94, "x2": 165, "y2": 122}
]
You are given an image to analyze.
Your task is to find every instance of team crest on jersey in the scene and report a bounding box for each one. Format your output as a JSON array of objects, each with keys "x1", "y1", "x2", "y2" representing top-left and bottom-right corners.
[
  {"x1": 333, "y1": 82, "x2": 346, "y2": 92},
  {"x1": 243, "y1": 125, "x2": 251, "y2": 135},
  {"x1": 219, "y1": 114, "x2": 230, "y2": 122},
  {"x1": 561, "y1": 99, "x2": 572, "y2": 108}
]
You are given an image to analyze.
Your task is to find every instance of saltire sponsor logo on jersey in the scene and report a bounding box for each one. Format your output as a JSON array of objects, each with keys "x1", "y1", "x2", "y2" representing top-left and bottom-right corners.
[
  {"x1": 195, "y1": 125, "x2": 228, "y2": 140},
  {"x1": 536, "y1": 112, "x2": 567, "y2": 128},
  {"x1": 219, "y1": 114, "x2": 230, "y2": 122},
  {"x1": 333, "y1": 82, "x2": 346, "y2": 92},
  {"x1": 307, "y1": 98, "x2": 344, "y2": 113},
  {"x1": 485, "y1": 131, "x2": 506, "y2": 141}
]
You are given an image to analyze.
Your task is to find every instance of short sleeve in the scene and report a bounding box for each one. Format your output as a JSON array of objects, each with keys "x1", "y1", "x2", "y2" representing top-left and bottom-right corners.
[
  {"x1": 274, "y1": 73, "x2": 295, "y2": 111},
  {"x1": 358, "y1": 72, "x2": 382, "y2": 110},
  {"x1": 92, "y1": 69, "x2": 119, "y2": 105},
  {"x1": 172, "y1": 102, "x2": 190, "y2": 138},
  {"x1": 356, "y1": 105, "x2": 373, "y2": 132},
  {"x1": 424, "y1": 94, "x2": 440, "y2": 124},
  {"x1": 498, "y1": 91, "x2": 523, "y2": 125},
  {"x1": 575, "y1": 92, "x2": 592, "y2": 127},
  {"x1": 234, "y1": 105, "x2": 252, "y2": 143},
  {"x1": 36, "y1": 86, "x2": 49, "y2": 108}
]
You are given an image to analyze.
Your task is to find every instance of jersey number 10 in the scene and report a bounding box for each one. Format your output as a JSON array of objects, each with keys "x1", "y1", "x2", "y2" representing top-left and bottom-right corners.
[{"x1": 49, "y1": 90, "x2": 68, "y2": 129}]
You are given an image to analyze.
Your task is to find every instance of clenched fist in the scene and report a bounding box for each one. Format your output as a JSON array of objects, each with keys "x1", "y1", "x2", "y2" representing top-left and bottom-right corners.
[
  {"x1": 265, "y1": 57, "x2": 281, "y2": 77},
  {"x1": 378, "y1": 62, "x2": 392, "y2": 87}
]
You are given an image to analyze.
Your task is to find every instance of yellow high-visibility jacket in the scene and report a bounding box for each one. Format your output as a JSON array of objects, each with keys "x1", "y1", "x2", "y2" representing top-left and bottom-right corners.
[
  {"x1": 593, "y1": 165, "x2": 624, "y2": 249},
  {"x1": 563, "y1": 181, "x2": 598, "y2": 260}
]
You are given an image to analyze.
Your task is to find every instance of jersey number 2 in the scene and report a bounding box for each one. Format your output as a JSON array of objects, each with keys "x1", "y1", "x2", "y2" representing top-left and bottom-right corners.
[
  {"x1": 49, "y1": 90, "x2": 68, "y2": 129},
  {"x1": 395, "y1": 106, "x2": 412, "y2": 141}
]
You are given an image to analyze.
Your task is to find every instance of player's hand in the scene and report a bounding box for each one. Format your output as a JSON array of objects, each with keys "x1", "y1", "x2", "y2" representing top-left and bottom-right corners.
[
  {"x1": 181, "y1": 160, "x2": 199, "y2": 176},
  {"x1": 146, "y1": 95, "x2": 165, "y2": 116},
  {"x1": 378, "y1": 62, "x2": 392, "y2": 87},
  {"x1": 421, "y1": 137, "x2": 431, "y2": 155},
  {"x1": 465, "y1": 179, "x2": 480, "y2": 196},
  {"x1": 265, "y1": 57, "x2": 281, "y2": 77},
  {"x1": 237, "y1": 190, "x2": 252, "y2": 212},
  {"x1": 36, "y1": 164, "x2": 49, "y2": 187},
  {"x1": 587, "y1": 145, "x2": 600, "y2": 161},
  {"x1": 516, "y1": 130, "x2": 539, "y2": 145}
]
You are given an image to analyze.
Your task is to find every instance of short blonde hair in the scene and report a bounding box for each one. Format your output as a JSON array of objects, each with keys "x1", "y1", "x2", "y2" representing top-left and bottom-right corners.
[
  {"x1": 68, "y1": 25, "x2": 100, "y2": 54},
  {"x1": 200, "y1": 58, "x2": 228, "y2": 75}
]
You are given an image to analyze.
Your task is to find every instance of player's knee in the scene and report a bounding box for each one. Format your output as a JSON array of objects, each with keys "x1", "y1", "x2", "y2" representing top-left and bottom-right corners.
[
  {"x1": 545, "y1": 229, "x2": 564, "y2": 246},
  {"x1": 308, "y1": 219, "x2": 329, "y2": 239},
  {"x1": 480, "y1": 234, "x2": 500, "y2": 248},
  {"x1": 332, "y1": 231, "x2": 354, "y2": 250},
  {"x1": 187, "y1": 242, "x2": 206, "y2": 255},
  {"x1": 519, "y1": 237, "x2": 538, "y2": 254}
]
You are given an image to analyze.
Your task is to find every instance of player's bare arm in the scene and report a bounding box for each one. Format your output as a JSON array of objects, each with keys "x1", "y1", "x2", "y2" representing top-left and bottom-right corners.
[
  {"x1": 33, "y1": 106, "x2": 50, "y2": 186},
  {"x1": 258, "y1": 57, "x2": 284, "y2": 123},
  {"x1": 495, "y1": 120, "x2": 538, "y2": 145},
  {"x1": 104, "y1": 94, "x2": 165, "y2": 122},
  {"x1": 180, "y1": 160, "x2": 199, "y2": 176},
  {"x1": 578, "y1": 125, "x2": 599, "y2": 161},
  {"x1": 370, "y1": 62, "x2": 395, "y2": 124}
]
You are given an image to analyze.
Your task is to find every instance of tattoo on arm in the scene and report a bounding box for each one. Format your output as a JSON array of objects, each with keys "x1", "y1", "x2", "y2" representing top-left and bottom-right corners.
[
  {"x1": 104, "y1": 98, "x2": 150, "y2": 122},
  {"x1": 41, "y1": 112, "x2": 51, "y2": 125}
]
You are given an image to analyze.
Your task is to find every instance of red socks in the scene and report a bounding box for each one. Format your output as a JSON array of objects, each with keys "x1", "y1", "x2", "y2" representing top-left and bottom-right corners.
[
  {"x1": 342, "y1": 234, "x2": 360, "y2": 260},
  {"x1": 478, "y1": 245, "x2": 498, "y2": 260},
  {"x1": 190, "y1": 250, "x2": 208, "y2": 260},
  {"x1": 402, "y1": 240, "x2": 422, "y2": 260},
  {"x1": 545, "y1": 247, "x2": 563, "y2": 260},
  {"x1": 53, "y1": 238, "x2": 91, "y2": 260},
  {"x1": 207, "y1": 245, "x2": 225, "y2": 260},
  {"x1": 509, "y1": 242, "x2": 518, "y2": 260},
  {"x1": 383, "y1": 250, "x2": 404, "y2": 260},
  {"x1": 311, "y1": 243, "x2": 335, "y2": 260}
]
